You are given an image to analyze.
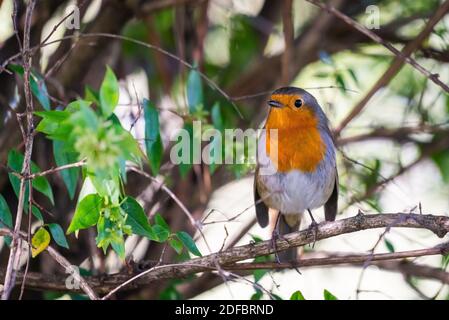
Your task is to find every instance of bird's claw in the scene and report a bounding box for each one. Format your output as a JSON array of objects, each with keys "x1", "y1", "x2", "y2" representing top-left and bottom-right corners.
[
  {"x1": 270, "y1": 230, "x2": 289, "y2": 264},
  {"x1": 307, "y1": 220, "x2": 319, "y2": 249}
]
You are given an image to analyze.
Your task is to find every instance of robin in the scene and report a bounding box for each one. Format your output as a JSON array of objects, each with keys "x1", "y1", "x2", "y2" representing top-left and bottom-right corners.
[{"x1": 254, "y1": 86, "x2": 338, "y2": 262}]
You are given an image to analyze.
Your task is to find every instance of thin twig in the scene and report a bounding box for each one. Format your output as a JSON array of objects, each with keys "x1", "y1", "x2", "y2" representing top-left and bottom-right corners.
[
  {"x1": 128, "y1": 166, "x2": 213, "y2": 254},
  {"x1": 129, "y1": 82, "x2": 143, "y2": 131},
  {"x1": 27, "y1": 160, "x2": 86, "y2": 179},
  {"x1": 45, "y1": 247, "x2": 99, "y2": 300},
  {"x1": 18, "y1": 180, "x2": 33, "y2": 300},
  {"x1": 230, "y1": 86, "x2": 357, "y2": 102},
  {"x1": 281, "y1": 0, "x2": 294, "y2": 85},
  {"x1": 0, "y1": 228, "x2": 99, "y2": 300},
  {"x1": 330, "y1": 0, "x2": 449, "y2": 134},
  {"x1": 2, "y1": 0, "x2": 37, "y2": 300},
  {"x1": 307, "y1": 0, "x2": 449, "y2": 100},
  {"x1": 4, "y1": 32, "x2": 244, "y2": 119}
]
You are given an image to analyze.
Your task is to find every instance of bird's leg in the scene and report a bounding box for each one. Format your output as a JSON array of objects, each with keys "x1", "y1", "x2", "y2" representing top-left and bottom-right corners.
[
  {"x1": 271, "y1": 215, "x2": 301, "y2": 273},
  {"x1": 270, "y1": 212, "x2": 295, "y2": 263},
  {"x1": 270, "y1": 212, "x2": 283, "y2": 264},
  {"x1": 307, "y1": 209, "x2": 319, "y2": 248}
]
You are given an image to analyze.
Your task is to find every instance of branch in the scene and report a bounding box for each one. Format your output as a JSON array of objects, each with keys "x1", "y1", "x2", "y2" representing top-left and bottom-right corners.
[
  {"x1": 330, "y1": 0, "x2": 449, "y2": 134},
  {"x1": 344, "y1": 134, "x2": 449, "y2": 209},
  {"x1": 375, "y1": 260, "x2": 449, "y2": 285},
  {"x1": 1, "y1": 32, "x2": 243, "y2": 118},
  {"x1": 0, "y1": 228, "x2": 99, "y2": 300},
  {"x1": 2, "y1": 213, "x2": 447, "y2": 295},
  {"x1": 2, "y1": 237, "x2": 449, "y2": 294},
  {"x1": 2, "y1": 0, "x2": 36, "y2": 301},
  {"x1": 27, "y1": 159, "x2": 86, "y2": 179},
  {"x1": 45, "y1": 247, "x2": 99, "y2": 300},
  {"x1": 337, "y1": 124, "x2": 449, "y2": 146},
  {"x1": 307, "y1": 0, "x2": 449, "y2": 101},
  {"x1": 228, "y1": 246, "x2": 449, "y2": 273}
]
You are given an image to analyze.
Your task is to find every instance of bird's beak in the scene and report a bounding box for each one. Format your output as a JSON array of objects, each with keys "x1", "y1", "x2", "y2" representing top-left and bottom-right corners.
[{"x1": 268, "y1": 100, "x2": 283, "y2": 108}]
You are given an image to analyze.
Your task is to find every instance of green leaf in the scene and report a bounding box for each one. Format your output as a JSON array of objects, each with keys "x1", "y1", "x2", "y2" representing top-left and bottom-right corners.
[
  {"x1": 323, "y1": 289, "x2": 338, "y2": 300},
  {"x1": 67, "y1": 194, "x2": 103, "y2": 234},
  {"x1": 32, "y1": 176, "x2": 55, "y2": 206},
  {"x1": 31, "y1": 227, "x2": 51, "y2": 258},
  {"x1": 4, "y1": 236, "x2": 12, "y2": 247},
  {"x1": 48, "y1": 223, "x2": 69, "y2": 249},
  {"x1": 250, "y1": 289, "x2": 263, "y2": 300},
  {"x1": 250, "y1": 234, "x2": 263, "y2": 243},
  {"x1": 347, "y1": 68, "x2": 359, "y2": 86},
  {"x1": 335, "y1": 73, "x2": 346, "y2": 93},
  {"x1": 178, "y1": 123, "x2": 193, "y2": 178},
  {"x1": 159, "y1": 283, "x2": 182, "y2": 300},
  {"x1": 53, "y1": 140, "x2": 79, "y2": 199},
  {"x1": 253, "y1": 255, "x2": 270, "y2": 282},
  {"x1": 121, "y1": 197, "x2": 157, "y2": 240},
  {"x1": 34, "y1": 110, "x2": 71, "y2": 120},
  {"x1": 143, "y1": 99, "x2": 163, "y2": 175},
  {"x1": 31, "y1": 206, "x2": 44, "y2": 221},
  {"x1": 0, "y1": 194, "x2": 13, "y2": 228},
  {"x1": 176, "y1": 231, "x2": 202, "y2": 257},
  {"x1": 96, "y1": 215, "x2": 112, "y2": 253},
  {"x1": 84, "y1": 85, "x2": 100, "y2": 105},
  {"x1": 186, "y1": 68, "x2": 203, "y2": 113},
  {"x1": 7, "y1": 150, "x2": 54, "y2": 205},
  {"x1": 432, "y1": 149, "x2": 449, "y2": 183},
  {"x1": 9, "y1": 64, "x2": 50, "y2": 110},
  {"x1": 384, "y1": 238, "x2": 395, "y2": 253},
  {"x1": 314, "y1": 71, "x2": 330, "y2": 78},
  {"x1": 111, "y1": 237, "x2": 125, "y2": 260},
  {"x1": 290, "y1": 290, "x2": 306, "y2": 300},
  {"x1": 33, "y1": 179, "x2": 54, "y2": 206},
  {"x1": 211, "y1": 102, "x2": 223, "y2": 131},
  {"x1": 153, "y1": 225, "x2": 169, "y2": 242},
  {"x1": 122, "y1": 20, "x2": 149, "y2": 57},
  {"x1": 66, "y1": 100, "x2": 91, "y2": 113},
  {"x1": 442, "y1": 254, "x2": 449, "y2": 269},
  {"x1": 169, "y1": 237, "x2": 183, "y2": 255},
  {"x1": 99, "y1": 66, "x2": 119, "y2": 117},
  {"x1": 155, "y1": 213, "x2": 170, "y2": 232},
  {"x1": 8, "y1": 150, "x2": 26, "y2": 198},
  {"x1": 30, "y1": 74, "x2": 51, "y2": 110},
  {"x1": 35, "y1": 110, "x2": 71, "y2": 140}
]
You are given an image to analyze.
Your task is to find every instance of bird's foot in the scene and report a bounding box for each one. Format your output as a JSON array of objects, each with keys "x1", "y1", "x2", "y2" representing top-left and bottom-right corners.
[
  {"x1": 270, "y1": 230, "x2": 290, "y2": 264},
  {"x1": 307, "y1": 220, "x2": 319, "y2": 249}
]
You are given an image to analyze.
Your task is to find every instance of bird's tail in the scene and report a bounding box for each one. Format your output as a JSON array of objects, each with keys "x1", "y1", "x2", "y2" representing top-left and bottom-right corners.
[{"x1": 277, "y1": 213, "x2": 301, "y2": 262}]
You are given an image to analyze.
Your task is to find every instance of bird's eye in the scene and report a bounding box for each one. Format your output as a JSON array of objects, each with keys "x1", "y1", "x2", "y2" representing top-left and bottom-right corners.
[{"x1": 294, "y1": 99, "x2": 303, "y2": 108}]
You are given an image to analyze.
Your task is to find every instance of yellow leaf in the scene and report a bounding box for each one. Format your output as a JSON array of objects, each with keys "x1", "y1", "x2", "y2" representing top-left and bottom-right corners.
[{"x1": 31, "y1": 227, "x2": 50, "y2": 258}]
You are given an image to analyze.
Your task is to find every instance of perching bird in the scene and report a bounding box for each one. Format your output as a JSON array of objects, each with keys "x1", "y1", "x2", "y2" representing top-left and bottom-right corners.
[{"x1": 254, "y1": 87, "x2": 338, "y2": 262}]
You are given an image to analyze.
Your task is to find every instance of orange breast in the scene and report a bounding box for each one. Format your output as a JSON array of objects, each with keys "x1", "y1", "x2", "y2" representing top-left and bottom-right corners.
[{"x1": 265, "y1": 106, "x2": 325, "y2": 173}]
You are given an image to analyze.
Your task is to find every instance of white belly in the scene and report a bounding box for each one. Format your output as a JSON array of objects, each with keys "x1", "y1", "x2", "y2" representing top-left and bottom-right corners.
[{"x1": 256, "y1": 129, "x2": 336, "y2": 215}]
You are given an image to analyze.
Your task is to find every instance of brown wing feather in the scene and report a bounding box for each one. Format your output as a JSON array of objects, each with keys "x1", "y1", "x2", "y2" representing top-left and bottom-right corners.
[
  {"x1": 324, "y1": 172, "x2": 338, "y2": 221},
  {"x1": 254, "y1": 173, "x2": 269, "y2": 228}
]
